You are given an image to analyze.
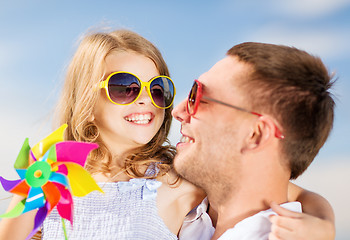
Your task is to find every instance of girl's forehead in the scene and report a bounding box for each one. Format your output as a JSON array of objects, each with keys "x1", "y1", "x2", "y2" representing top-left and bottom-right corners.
[{"x1": 104, "y1": 51, "x2": 159, "y2": 79}]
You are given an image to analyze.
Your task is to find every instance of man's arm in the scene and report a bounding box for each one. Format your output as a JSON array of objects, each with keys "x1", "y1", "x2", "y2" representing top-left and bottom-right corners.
[{"x1": 268, "y1": 183, "x2": 335, "y2": 240}]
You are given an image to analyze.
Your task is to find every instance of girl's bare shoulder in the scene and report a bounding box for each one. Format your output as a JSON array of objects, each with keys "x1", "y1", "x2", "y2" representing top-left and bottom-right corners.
[{"x1": 156, "y1": 170, "x2": 206, "y2": 234}]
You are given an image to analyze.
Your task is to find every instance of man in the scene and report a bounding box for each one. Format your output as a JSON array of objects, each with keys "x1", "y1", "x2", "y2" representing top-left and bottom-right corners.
[{"x1": 173, "y1": 42, "x2": 335, "y2": 239}]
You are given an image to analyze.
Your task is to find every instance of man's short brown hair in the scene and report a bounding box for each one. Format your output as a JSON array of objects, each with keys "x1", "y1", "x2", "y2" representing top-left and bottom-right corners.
[{"x1": 227, "y1": 42, "x2": 335, "y2": 179}]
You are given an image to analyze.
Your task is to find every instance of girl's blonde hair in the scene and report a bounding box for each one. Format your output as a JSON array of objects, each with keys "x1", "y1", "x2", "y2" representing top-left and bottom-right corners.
[{"x1": 54, "y1": 29, "x2": 176, "y2": 179}]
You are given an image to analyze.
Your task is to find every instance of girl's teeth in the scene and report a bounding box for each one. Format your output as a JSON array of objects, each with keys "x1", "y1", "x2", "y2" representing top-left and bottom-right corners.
[{"x1": 125, "y1": 113, "x2": 152, "y2": 124}]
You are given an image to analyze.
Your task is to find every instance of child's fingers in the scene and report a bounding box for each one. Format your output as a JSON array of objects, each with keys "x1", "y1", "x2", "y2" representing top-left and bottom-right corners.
[
  {"x1": 270, "y1": 215, "x2": 296, "y2": 239},
  {"x1": 269, "y1": 215, "x2": 296, "y2": 232},
  {"x1": 268, "y1": 231, "x2": 281, "y2": 240},
  {"x1": 270, "y1": 202, "x2": 302, "y2": 218}
]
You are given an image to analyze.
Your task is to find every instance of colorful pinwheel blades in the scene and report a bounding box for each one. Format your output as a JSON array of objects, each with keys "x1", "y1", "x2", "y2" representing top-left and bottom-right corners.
[{"x1": 0, "y1": 124, "x2": 103, "y2": 240}]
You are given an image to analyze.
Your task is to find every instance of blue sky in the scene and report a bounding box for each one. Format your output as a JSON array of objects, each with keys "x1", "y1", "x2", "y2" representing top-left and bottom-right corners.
[{"x1": 0, "y1": 1, "x2": 349, "y2": 239}]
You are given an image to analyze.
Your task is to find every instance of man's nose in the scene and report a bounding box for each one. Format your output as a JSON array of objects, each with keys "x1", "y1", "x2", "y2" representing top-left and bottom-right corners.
[{"x1": 172, "y1": 99, "x2": 190, "y2": 123}]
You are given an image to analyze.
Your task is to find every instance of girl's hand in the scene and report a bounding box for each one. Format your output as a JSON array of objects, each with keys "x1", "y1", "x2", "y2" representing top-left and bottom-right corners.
[{"x1": 268, "y1": 202, "x2": 335, "y2": 240}]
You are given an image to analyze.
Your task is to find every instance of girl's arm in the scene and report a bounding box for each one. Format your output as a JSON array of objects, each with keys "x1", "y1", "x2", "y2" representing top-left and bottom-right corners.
[
  {"x1": 268, "y1": 183, "x2": 335, "y2": 240},
  {"x1": 0, "y1": 195, "x2": 37, "y2": 240},
  {"x1": 288, "y1": 183, "x2": 335, "y2": 222},
  {"x1": 157, "y1": 171, "x2": 206, "y2": 235}
]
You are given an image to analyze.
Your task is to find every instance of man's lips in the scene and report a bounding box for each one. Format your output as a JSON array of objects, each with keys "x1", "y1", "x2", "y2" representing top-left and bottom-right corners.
[{"x1": 180, "y1": 135, "x2": 194, "y2": 144}]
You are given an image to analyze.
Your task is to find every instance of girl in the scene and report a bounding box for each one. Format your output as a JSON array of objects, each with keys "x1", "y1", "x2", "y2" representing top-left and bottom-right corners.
[
  {"x1": 0, "y1": 29, "x2": 334, "y2": 240},
  {"x1": 42, "y1": 29, "x2": 204, "y2": 239}
]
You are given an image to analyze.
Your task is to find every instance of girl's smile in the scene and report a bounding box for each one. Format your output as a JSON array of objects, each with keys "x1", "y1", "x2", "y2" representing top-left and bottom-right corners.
[{"x1": 124, "y1": 112, "x2": 154, "y2": 125}]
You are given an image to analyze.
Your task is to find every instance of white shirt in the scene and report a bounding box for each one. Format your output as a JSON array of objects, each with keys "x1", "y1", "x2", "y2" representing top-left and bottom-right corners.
[
  {"x1": 179, "y1": 198, "x2": 302, "y2": 240},
  {"x1": 179, "y1": 197, "x2": 215, "y2": 240}
]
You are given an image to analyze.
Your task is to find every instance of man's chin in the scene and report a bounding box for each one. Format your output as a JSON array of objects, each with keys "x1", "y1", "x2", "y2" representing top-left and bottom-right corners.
[{"x1": 173, "y1": 155, "x2": 189, "y2": 177}]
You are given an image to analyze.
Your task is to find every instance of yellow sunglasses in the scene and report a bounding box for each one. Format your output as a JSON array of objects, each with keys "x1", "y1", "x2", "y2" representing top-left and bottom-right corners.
[{"x1": 99, "y1": 71, "x2": 176, "y2": 109}]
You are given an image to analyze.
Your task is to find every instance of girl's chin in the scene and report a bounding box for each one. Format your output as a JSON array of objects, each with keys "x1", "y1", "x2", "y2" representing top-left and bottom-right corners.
[{"x1": 132, "y1": 137, "x2": 154, "y2": 146}]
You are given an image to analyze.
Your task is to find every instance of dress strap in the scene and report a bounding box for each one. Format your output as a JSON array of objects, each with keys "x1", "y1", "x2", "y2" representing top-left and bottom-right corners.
[{"x1": 144, "y1": 162, "x2": 160, "y2": 177}]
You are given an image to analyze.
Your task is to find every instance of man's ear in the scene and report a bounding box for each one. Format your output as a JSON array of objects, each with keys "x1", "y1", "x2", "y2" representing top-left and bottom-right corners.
[{"x1": 243, "y1": 116, "x2": 277, "y2": 151}]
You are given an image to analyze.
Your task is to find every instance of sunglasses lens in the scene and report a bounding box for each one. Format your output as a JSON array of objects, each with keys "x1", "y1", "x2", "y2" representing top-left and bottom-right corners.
[
  {"x1": 108, "y1": 73, "x2": 140, "y2": 104},
  {"x1": 187, "y1": 81, "x2": 198, "y2": 115},
  {"x1": 150, "y1": 77, "x2": 175, "y2": 108}
]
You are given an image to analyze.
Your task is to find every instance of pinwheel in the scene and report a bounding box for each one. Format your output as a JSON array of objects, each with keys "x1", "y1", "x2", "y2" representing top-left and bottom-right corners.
[{"x1": 0, "y1": 124, "x2": 103, "y2": 240}]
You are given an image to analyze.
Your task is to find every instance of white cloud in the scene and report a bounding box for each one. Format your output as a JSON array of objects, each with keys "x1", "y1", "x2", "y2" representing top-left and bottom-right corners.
[
  {"x1": 271, "y1": 0, "x2": 350, "y2": 18},
  {"x1": 0, "y1": 107, "x2": 50, "y2": 213},
  {"x1": 0, "y1": 104, "x2": 52, "y2": 213},
  {"x1": 248, "y1": 24, "x2": 350, "y2": 60},
  {"x1": 221, "y1": 0, "x2": 350, "y2": 20},
  {"x1": 0, "y1": 101, "x2": 52, "y2": 175}
]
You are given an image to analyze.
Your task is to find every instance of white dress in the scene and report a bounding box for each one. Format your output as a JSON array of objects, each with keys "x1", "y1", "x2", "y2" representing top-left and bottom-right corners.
[{"x1": 42, "y1": 178, "x2": 177, "y2": 240}]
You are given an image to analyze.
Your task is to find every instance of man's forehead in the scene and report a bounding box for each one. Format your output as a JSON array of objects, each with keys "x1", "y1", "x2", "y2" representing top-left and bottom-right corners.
[{"x1": 198, "y1": 56, "x2": 244, "y2": 93}]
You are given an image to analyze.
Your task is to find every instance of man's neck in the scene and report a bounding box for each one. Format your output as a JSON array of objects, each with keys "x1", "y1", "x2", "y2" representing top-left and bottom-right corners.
[{"x1": 207, "y1": 177, "x2": 289, "y2": 240}]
